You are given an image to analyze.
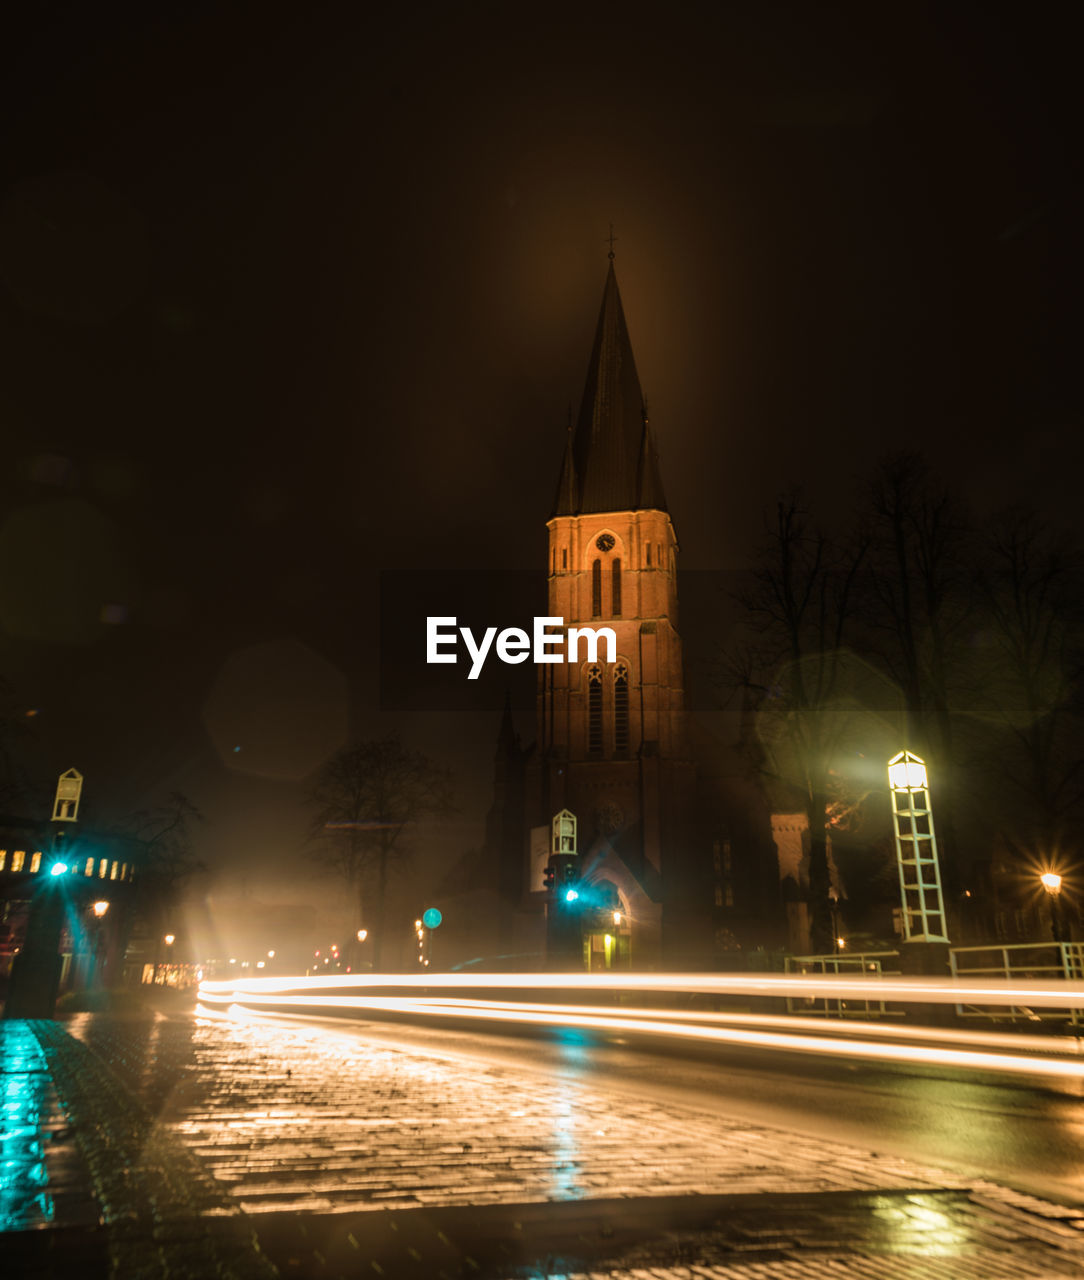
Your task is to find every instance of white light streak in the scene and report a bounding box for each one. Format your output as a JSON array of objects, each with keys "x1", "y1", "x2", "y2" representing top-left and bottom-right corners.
[
  {"x1": 197, "y1": 970, "x2": 1084, "y2": 1008},
  {"x1": 194, "y1": 988, "x2": 1084, "y2": 1081}
]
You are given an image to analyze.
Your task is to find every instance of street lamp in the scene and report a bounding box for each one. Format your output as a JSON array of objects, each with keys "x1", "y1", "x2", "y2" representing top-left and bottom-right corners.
[
  {"x1": 92, "y1": 900, "x2": 109, "y2": 917},
  {"x1": 1040, "y1": 872, "x2": 1067, "y2": 943},
  {"x1": 887, "y1": 749, "x2": 949, "y2": 944},
  {"x1": 356, "y1": 929, "x2": 368, "y2": 942},
  {"x1": 164, "y1": 933, "x2": 175, "y2": 946}
]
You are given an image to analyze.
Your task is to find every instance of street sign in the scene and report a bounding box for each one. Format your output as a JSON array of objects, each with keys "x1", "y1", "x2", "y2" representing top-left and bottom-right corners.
[
  {"x1": 422, "y1": 908, "x2": 442, "y2": 929},
  {"x1": 52, "y1": 768, "x2": 83, "y2": 822}
]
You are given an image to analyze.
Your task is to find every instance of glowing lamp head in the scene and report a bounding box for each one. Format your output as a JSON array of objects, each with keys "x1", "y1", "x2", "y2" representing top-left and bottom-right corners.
[
  {"x1": 92, "y1": 900, "x2": 109, "y2": 917},
  {"x1": 565, "y1": 888, "x2": 579, "y2": 903},
  {"x1": 836, "y1": 937, "x2": 846, "y2": 949},
  {"x1": 1040, "y1": 872, "x2": 1062, "y2": 894},
  {"x1": 612, "y1": 911, "x2": 622, "y2": 925},
  {"x1": 164, "y1": 934, "x2": 175, "y2": 946},
  {"x1": 50, "y1": 862, "x2": 68, "y2": 876},
  {"x1": 356, "y1": 929, "x2": 367, "y2": 942},
  {"x1": 889, "y1": 760, "x2": 928, "y2": 790}
]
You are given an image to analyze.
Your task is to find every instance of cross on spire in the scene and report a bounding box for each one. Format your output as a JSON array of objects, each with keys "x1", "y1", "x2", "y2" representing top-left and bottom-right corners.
[{"x1": 606, "y1": 224, "x2": 618, "y2": 260}]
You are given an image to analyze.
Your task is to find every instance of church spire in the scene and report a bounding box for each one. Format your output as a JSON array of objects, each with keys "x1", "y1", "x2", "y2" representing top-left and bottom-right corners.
[
  {"x1": 555, "y1": 258, "x2": 667, "y2": 516},
  {"x1": 637, "y1": 406, "x2": 667, "y2": 511},
  {"x1": 552, "y1": 405, "x2": 579, "y2": 516}
]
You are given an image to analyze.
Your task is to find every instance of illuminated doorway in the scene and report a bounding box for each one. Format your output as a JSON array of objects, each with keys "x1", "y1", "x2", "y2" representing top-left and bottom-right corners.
[{"x1": 581, "y1": 879, "x2": 630, "y2": 970}]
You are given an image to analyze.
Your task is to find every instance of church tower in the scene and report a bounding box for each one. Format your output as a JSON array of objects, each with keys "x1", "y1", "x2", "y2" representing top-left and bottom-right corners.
[{"x1": 529, "y1": 257, "x2": 694, "y2": 968}]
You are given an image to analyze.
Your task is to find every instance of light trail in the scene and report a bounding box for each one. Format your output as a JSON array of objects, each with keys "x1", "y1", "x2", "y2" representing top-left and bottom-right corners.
[
  {"x1": 197, "y1": 993, "x2": 1084, "y2": 1080},
  {"x1": 199, "y1": 969, "x2": 1084, "y2": 1009},
  {"x1": 196, "y1": 982, "x2": 1084, "y2": 1081}
]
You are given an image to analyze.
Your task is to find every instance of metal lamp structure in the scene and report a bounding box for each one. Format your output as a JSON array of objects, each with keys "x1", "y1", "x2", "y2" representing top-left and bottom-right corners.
[{"x1": 888, "y1": 750, "x2": 949, "y2": 943}]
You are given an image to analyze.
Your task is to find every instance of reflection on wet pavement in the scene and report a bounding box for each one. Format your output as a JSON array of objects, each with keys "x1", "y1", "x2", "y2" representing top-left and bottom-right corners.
[
  {"x1": 0, "y1": 1022, "x2": 53, "y2": 1230},
  {"x1": 113, "y1": 1008, "x2": 966, "y2": 1214},
  {"x1": 0, "y1": 1020, "x2": 97, "y2": 1232}
]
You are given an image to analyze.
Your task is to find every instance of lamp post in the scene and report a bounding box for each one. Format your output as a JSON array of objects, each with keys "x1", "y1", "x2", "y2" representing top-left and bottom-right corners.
[
  {"x1": 89, "y1": 900, "x2": 109, "y2": 989},
  {"x1": 888, "y1": 751, "x2": 951, "y2": 993},
  {"x1": 888, "y1": 751, "x2": 949, "y2": 944},
  {"x1": 4, "y1": 769, "x2": 84, "y2": 1019},
  {"x1": 545, "y1": 809, "x2": 583, "y2": 971},
  {"x1": 1040, "y1": 872, "x2": 1067, "y2": 943}
]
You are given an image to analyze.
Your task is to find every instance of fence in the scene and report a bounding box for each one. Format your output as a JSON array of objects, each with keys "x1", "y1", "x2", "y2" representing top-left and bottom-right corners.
[
  {"x1": 784, "y1": 951, "x2": 903, "y2": 1017},
  {"x1": 949, "y1": 942, "x2": 1084, "y2": 1025}
]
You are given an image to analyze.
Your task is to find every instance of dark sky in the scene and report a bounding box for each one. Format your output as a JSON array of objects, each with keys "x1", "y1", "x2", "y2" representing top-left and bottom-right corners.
[{"x1": 1, "y1": 2, "x2": 1081, "y2": 913}]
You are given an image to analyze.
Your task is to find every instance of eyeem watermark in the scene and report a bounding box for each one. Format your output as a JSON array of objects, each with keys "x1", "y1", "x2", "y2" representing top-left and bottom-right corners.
[{"x1": 427, "y1": 616, "x2": 616, "y2": 680}]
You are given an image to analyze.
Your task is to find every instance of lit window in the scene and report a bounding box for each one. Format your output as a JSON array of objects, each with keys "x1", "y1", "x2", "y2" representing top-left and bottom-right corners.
[
  {"x1": 30, "y1": 852, "x2": 42, "y2": 873},
  {"x1": 725, "y1": 884, "x2": 734, "y2": 907},
  {"x1": 0, "y1": 850, "x2": 5, "y2": 871},
  {"x1": 99, "y1": 859, "x2": 108, "y2": 878},
  {"x1": 612, "y1": 558, "x2": 622, "y2": 617},
  {"x1": 121, "y1": 863, "x2": 127, "y2": 880},
  {"x1": 12, "y1": 851, "x2": 25, "y2": 872},
  {"x1": 110, "y1": 861, "x2": 118, "y2": 880},
  {"x1": 592, "y1": 559, "x2": 602, "y2": 616},
  {"x1": 587, "y1": 664, "x2": 603, "y2": 754},
  {"x1": 85, "y1": 857, "x2": 95, "y2": 876},
  {"x1": 714, "y1": 886, "x2": 723, "y2": 907},
  {"x1": 614, "y1": 662, "x2": 629, "y2": 753}
]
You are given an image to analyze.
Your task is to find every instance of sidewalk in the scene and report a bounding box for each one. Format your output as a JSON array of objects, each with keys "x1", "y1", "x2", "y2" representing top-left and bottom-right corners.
[{"x1": 4, "y1": 1010, "x2": 1084, "y2": 1278}]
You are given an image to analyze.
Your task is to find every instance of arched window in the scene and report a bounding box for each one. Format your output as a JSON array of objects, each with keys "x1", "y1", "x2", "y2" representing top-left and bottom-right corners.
[
  {"x1": 612, "y1": 558, "x2": 622, "y2": 616},
  {"x1": 614, "y1": 662, "x2": 629, "y2": 753},
  {"x1": 587, "y1": 664, "x2": 603, "y2": 754},
  {"x1": 592, "y1": 559, "x2": 602, "y2": 616}
]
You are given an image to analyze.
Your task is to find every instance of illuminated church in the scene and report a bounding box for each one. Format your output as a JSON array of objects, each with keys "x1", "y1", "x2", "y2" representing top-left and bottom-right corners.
[{"x1": 466, "y1": 255, "x2": 783, "y2": 970}]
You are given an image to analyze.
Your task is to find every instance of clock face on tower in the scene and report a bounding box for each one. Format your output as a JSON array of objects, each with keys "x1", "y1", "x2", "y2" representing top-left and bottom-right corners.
[{"x1": 595, "y1": 533, "x2": 615, "y2": 553}]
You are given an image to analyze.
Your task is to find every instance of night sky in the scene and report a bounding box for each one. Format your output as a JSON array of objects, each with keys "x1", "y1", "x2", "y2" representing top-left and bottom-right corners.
[{"x1": 2, "y1": 3, "x2": 1081, "y2": 922}]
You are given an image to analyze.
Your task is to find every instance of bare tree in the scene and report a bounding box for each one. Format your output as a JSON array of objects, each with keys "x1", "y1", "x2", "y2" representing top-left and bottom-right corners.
[
  {"x1": 725, "y1": 496, "x2": 872, "y2": 954},
  {"x1": 306, "y1": 736, "x2": 454, "y2": 971},
  {"x1": 972, "y1": 509, "x2": 1084, "y2": 870},
  {"x1": 861, "y1": 453, "x2": 973, "y2": 888},
  {"x1": 124, "y1": 792, "x2": 205, "y2": 979}
]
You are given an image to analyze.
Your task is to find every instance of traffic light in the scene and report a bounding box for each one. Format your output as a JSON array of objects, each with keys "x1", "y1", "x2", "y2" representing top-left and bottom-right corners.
[{"x1": 543, "y1": 864, "x2": 556, "y2": 892}]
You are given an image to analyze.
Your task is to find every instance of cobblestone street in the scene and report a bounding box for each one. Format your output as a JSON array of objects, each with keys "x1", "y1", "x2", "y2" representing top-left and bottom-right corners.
[{"x1": 5, "y1": 1010, "x2": 1084, "y2": 1278}]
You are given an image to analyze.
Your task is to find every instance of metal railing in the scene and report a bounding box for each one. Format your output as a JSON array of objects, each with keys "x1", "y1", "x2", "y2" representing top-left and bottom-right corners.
[
  {"x1": 784, "y1": 951, "x2": 902, "y2": 1017},
  {"x1": 949, "y1": 942, "x2": 1084, "y2": 1024}
]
